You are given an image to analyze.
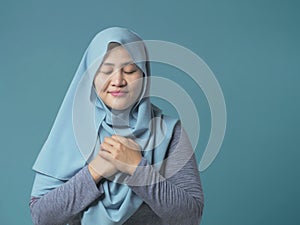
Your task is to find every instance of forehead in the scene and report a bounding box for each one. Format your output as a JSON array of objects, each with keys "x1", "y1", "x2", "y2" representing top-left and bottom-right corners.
[{"x1": 102, "y1": 46, "x2": 133, "y2": 66}]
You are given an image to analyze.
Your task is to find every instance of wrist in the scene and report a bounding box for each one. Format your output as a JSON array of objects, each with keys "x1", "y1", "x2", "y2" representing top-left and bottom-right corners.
[
  {"x1": 128, "y1": 158, "x2": 142, "y2": 175},
  {"x1": 88, "y1": 164, "x2": 103, "y2": 183}
]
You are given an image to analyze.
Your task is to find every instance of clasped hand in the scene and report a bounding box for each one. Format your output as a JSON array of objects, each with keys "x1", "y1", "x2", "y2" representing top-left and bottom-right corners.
[{"x1": 88, "y1": 135, "x2": 142, "y2": 182}]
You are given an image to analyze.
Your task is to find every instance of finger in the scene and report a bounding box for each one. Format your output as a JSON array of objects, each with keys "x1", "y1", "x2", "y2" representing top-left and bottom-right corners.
[
  {"x1": 100, "y1": 142, "x2": 115, "y2": 153},
  {"x1": 103, "y1": 136, "x2": 119, "y2": 146},
  {"x1": 105, "y1": 135, "x2": 130, "y2": 151},
  {"x1": 127, "y1": 138, "x2": 140, "y2": 149},
  {"x1": 112, "y1": 135, "x2": 134, "y2": 148},
  {"x1": 111, "y1": 135, "x2": 128, "y2": 143},
  {"x1": 111, "y1": 135, "x2": 123, "y2": 140},
  {"x1": 115, "y1": 136, "x2": 139, "y2": 150},
  {"x1": 99, "y1": 150, "x2": 113, "y2": 162}
]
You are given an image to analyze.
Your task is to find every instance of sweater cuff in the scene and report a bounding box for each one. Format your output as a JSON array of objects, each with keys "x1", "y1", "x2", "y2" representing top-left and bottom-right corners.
[
  {"x1": 81, "y1": 166, "x2": 105, "y2": 197},
  {"x1": 126, "y1": 158, "x2": 163, "y2": 187}
]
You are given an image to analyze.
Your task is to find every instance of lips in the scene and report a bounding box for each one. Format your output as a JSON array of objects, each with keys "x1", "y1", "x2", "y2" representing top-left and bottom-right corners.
[{"x1": 108, "y1": 90, "x2": 128, "y2": 97}]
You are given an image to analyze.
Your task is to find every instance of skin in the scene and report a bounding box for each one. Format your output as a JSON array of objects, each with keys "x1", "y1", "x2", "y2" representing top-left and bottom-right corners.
[
  {"x1": 93, "y1": 45, "x2": 143, "y2": 110},
  {"x1": 88, "y1": 45, "x2": 143, "y2": 183}
]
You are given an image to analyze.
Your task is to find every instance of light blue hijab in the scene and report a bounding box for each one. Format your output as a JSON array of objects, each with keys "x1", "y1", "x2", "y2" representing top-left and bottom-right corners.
[{"x1": 32, "y1": 27, "x2": 178, "y2": 224}]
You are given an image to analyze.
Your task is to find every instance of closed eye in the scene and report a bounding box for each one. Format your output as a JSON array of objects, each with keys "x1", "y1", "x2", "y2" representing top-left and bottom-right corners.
[
  {"x1": 123, "y1": 70, "x2": 137, "y2": 74},
  {"x1": 101, "y1": 70, "x2": 113, "y2": 75},
  {"x1": 123, "y1": 64, "x2": 138, "y2": 74}
]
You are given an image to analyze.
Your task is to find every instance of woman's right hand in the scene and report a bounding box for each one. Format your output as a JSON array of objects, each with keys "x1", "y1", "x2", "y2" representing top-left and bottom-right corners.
[{"x1": 88, "y1": 154, "x2": 118, "y2": 183}]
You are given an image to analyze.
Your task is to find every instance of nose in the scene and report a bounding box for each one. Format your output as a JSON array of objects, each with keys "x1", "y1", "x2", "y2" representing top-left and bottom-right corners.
[{"x1": 111, "y1": 69, "x2": 127, "y2": 87}]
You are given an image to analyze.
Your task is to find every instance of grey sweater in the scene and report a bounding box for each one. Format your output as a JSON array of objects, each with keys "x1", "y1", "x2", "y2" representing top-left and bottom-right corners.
[{"x1": 30, "y1": 123, "x2": 204, "y2": 225}]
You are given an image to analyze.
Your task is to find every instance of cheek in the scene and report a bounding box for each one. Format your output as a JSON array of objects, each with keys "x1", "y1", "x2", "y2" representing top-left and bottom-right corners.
[
  {"x1": 94, "y1": 75, "x2": 107, "y2": 92},
  {"x1": 136, "y1": 79, "x2": 143, "y2": 92},
  {"x1": 129, "y1": 78, "x2": 143, "y2": 96}
]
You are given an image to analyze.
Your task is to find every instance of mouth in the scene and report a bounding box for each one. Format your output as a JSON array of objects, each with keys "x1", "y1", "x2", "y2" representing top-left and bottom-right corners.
[{"x1": 108, "y1": 90, "x2": 128, "y2": 97}]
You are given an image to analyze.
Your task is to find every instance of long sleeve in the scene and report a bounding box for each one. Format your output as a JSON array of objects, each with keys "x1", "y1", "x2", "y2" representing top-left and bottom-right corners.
[
  {"x1": 30, "y1": 166, "x2": 104, "y2": 225},
  {"x1": 30, "y1": 123, "x2": 204, "y2": 225},
  {"x1": 126, "y1": 123, "x2": 204, "y2": 225}
]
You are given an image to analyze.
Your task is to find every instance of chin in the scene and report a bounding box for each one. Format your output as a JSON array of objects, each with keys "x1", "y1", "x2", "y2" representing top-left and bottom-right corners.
[{"x1": 109, "y1": 102, "x2": 134, "y2": 111}]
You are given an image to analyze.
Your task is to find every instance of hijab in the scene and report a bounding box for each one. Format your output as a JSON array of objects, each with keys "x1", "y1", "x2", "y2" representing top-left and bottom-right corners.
[{"x1": 32, "y1": 27, "x2": 178, "y2": 224}]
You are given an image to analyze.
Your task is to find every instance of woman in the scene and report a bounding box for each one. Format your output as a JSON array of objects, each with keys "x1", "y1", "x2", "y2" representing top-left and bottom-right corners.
[{"x1": 30, "y1": 27, "x2": 204, "y2": 225}]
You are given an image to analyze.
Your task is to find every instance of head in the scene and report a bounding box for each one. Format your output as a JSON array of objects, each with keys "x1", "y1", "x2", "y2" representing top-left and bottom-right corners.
[{"x1": 93, "y1": 42, "x2": 144, "y2": 111}]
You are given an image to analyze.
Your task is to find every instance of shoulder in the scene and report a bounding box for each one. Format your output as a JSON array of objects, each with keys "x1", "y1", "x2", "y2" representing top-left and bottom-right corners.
[{"x1": 167, "y1": 120, "x2": 194, "y2": 156}]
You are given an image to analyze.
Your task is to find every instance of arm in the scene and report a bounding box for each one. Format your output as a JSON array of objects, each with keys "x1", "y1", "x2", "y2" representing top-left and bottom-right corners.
[
  {"x1": 30, "y1": 166, "x2": 104, "y2": 225},
  {"x1": 126, "y1": 123, "x2": 204, "y2": 225}
]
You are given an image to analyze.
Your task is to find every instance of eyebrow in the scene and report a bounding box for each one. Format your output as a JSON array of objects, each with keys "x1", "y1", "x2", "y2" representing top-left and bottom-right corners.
[{"x1": 102, "y1": 61, "x2": 134, "y2": 67}]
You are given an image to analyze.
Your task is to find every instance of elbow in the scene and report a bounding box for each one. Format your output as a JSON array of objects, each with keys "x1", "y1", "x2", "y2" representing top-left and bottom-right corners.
[
  {"x1": 197, "y1": 199, "x2": 204, "y2": 224},
  {"x1": 182, "y1": 201, "x2": 204, "y2": 225},
  {"x1": 194, "y1": 192, "x2": 204, "y2": 224},
  {"x1": 181, "y1": 196, "x2": 205, "y2": 225},
  {"x1": 186, "y1": 198, "x2": 204, "y2": 225},
  {"x1": 162, "y1": 197, "x2": 204, "y2": 225},
  {"x1": 29, "y1": 198, "x2": 53, "y2": 225},
  {"x1": 30, "y1": 199, "x2": 44, "y2": 225},
  {"x1": 30, "y1": 200, "x2": 41, "y2": 225}
]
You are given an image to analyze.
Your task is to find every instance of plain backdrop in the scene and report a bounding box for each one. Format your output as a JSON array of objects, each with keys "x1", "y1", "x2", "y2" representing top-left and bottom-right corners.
[{"x1": 0, "y1": 0, "x2": 299, "y2": 224}]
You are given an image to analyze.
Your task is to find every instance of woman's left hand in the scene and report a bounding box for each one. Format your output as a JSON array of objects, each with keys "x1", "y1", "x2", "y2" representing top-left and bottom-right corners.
[{"x1": 99, "y1": 135, "x2": 142, "y2": 175}]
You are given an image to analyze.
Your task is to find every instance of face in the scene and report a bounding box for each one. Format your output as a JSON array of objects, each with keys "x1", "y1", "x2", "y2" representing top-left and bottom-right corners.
[{"x1": 94, "y1": 45, "x2": 143, "y2": 110}]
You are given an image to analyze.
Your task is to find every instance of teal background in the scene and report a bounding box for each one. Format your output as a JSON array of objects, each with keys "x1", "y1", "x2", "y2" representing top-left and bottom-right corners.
[{"x1": 0, "y1": 0, "x2": 299, "y2": 224}]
